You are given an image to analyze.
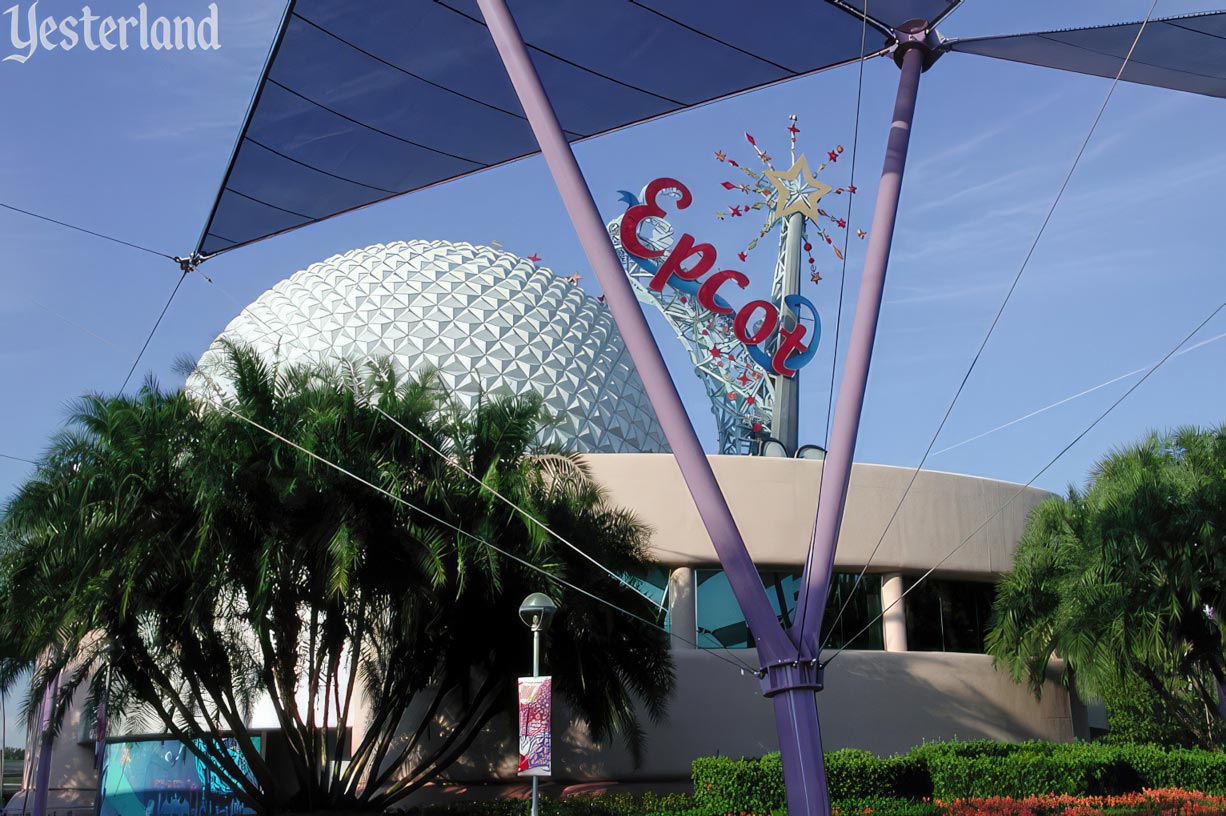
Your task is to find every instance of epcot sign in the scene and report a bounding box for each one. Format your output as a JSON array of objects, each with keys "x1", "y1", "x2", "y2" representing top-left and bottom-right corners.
[{"x1": 617, "y1": 177, "x2": 819, "y2": 378}]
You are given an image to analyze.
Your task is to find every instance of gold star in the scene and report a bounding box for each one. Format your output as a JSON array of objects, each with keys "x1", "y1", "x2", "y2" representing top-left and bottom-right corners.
[{"x1": 765, "y1": 154, "x2": 832, "y2": 224}]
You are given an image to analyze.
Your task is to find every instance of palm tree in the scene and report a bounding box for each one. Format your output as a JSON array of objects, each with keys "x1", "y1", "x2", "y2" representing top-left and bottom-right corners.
[
  {"x1": 0, "y1": 344, "x2": 674, "y2": 813},
  {"x1": 986, "y1": 424, "x2": 1226, "y2": 748}
]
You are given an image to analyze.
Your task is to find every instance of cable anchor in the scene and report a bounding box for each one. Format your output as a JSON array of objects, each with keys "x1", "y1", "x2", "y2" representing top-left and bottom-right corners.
[{"x1": 173, "y1": 251, "x2": 211, "y2": 282}]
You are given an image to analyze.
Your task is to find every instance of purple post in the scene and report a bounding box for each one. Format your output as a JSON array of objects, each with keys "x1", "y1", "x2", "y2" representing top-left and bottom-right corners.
[
  {"x1": 774, "y1": 691, "x2": 828, "y2": 815},
  {"x1": 473, "y1": 0, "x2": 789, "y2": 658},
  {"x1": 796, "y1": 43, "x2": 926, "y2": 653}
]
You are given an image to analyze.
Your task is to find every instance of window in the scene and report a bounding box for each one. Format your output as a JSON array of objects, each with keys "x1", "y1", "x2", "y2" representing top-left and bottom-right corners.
[
  {"x1": 695, "y1": 569, "x2": 882, "y2": 650},
  {"x1": 823, "y1": 573, "x2": 883, "y2": 651},
  {"x1": 621, "y1": 567, "x2": 671, "y2": 631},
  {"x1": 903, "y1": 577, "x2": 996, "y2": 653}
]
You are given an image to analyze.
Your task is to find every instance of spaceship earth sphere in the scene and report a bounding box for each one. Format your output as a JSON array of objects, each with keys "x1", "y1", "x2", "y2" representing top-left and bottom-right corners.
[{"x1": 192, "y1": 240, "x2": 669, "y2": 453}]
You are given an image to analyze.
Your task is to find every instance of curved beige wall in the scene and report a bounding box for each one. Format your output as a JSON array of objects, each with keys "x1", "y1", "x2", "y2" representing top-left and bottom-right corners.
[
  {"x1": 581, "y1": 455, "x2": 1050, "y2": 577},
  {"x1": 527, "y1": 651, "x2": 1075, "y2": 781},
  {"x1": 439, "y1": 651, "x2": 1076, "y2": 784}
]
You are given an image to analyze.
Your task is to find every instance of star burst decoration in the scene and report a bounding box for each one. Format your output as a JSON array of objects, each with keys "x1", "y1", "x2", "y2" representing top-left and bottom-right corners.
[
  {"x1": 765, "y1": 154, "x2": 831, "y2": 223},
  {"x1": 713, "y1": 115, "x2": 866, "y2": 284}
]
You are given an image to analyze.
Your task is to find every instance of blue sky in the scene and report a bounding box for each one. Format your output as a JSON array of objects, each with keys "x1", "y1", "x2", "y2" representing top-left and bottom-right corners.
[{"x1": 2, "y1": 1, "x2": 1226, "y2": 740}]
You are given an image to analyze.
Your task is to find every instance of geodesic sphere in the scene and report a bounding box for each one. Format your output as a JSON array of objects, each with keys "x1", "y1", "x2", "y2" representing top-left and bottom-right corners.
[{"x1": 192, "y1": 240, "x2": 668, "y2": 453}]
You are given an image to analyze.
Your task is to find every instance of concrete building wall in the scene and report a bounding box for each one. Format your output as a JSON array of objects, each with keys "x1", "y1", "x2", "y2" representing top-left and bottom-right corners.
[
  {"x1": 581, "y1": 455, "x2": 1050, "y2": 577},
  {"x1": 439, "y1": 650, "x2": 1076, "y2": 784}
]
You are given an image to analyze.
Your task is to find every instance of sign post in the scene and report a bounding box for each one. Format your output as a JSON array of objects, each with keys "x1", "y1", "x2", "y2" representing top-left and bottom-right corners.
[
  {"x1": 772, "y1": 211, "x2": 805, "y2": 453},
  {"x1": 518, "y1": 594, "x2": 558, "y2": 816}
]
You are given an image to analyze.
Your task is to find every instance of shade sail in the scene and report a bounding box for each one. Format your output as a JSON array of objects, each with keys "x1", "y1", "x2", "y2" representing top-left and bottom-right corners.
[
  {"x1": 195, "y1": 0, "x2": 965, "y2": 257},
  {"x1": 834, "y1": 0, "x2": 959, "y2": 29},
  {"x1": 947, "y1": 11, "x2": 1226, "y2": 100}
]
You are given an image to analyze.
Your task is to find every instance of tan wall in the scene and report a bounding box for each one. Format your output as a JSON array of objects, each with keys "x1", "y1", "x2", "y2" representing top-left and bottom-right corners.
[
  {"x1": 581, "y1": 455, "x2": 1050, "y2": 576},
  {"x1": 442, "y1": 649, "x2": 1074, "y2": 783}
]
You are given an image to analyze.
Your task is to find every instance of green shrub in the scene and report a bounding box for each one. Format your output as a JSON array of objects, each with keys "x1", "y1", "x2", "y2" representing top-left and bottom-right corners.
[
  {"x1": 884, "y1": 754, "x2": 934, "y2": 800},
  {"x1": 692, "y1": 748, "x2": 932, "y2": 812},
  {"x1": 825, "y1": 749, "x2": 884, "y2": 799},
  {"x1": 925, "y1": 741, "x2": 1226, "y2": 800},
  {"x1": 931, "y1": 751, "x2": 1093, "y2": 799},
  {"x1": 824, "y1": 749, "x2": 932, "y2": 800},
  {"x1": 403, "y1": 794, "x2": 657, "y2": 816},
  {"x1": 690, "y1": 739, "x2": 1226, "y2": 809},
  {"x1": 691, "y1": 753, "x2": 784, "y2": 814},
  {"x1": 832, "y1": 797, "x2": 941, "y2": 816},
  {"x1": 636, "y1": 792, "x2": 697, "y2": 815},
  {"x1": 1128, "y1": 745, "x2": 1226, "y2": 793},
  {"x1": 1100, "y1": 674, "x2": 1206, "y2": 749},
  {"x1": 911, "y1": 739, "x2": 1060, "y2": 762},
  {"x1": 645, "y1": 804, "x2": 777, "y2": 816}
]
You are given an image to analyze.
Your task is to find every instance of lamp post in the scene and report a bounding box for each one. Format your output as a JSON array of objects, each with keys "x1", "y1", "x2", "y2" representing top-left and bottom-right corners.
[{"x1": 518, "y1": 593, "x2": 558, "y2": 816}]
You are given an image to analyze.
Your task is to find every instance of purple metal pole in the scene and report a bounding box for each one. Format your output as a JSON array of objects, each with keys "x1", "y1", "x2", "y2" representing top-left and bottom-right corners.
[
  {"x1": 473, "y1": 0, "x2": 789, "y2": 657},
  {"x1": 796, "y1": 44, "x2": 926, "y2": 654}
]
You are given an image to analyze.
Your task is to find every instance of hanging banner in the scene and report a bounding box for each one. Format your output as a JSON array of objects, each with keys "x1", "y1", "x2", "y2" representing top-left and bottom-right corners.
[{"x1": 517, "y1": 676, "x2": 552, "y2": 777}]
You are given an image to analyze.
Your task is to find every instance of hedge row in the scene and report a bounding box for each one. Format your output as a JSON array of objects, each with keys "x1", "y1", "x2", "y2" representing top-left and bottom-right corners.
[
  {"x1": 923, "y1": 741, "x2": 1226, "y2": 800},
  {"x1": 691, "y1": 749, "x2": 930, "y2": 808},
  {"x1": 691, "y1": 741, "x2": 1226, "y2": 812},
  {"x1": 403, "y1": 791, "x2": 692, "y2": 815},
  {"x1": 403, "y1": 792, "x2": 935, "y2": 816},
  {"x1": 404, "y1": 741, "x2": 1226, "y2": 816}
]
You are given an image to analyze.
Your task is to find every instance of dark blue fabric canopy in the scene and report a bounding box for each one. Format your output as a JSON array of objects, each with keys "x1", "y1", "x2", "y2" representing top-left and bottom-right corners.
[
  {"x1": 947, "y1": 12, "x2": 1226, "y2": 101},
  {"x1": 196, "y1": 2, "x2": 1225, "y2": 258},
  {"x1": 195, "y1": 0, "x2": 959, "y2": 257}
]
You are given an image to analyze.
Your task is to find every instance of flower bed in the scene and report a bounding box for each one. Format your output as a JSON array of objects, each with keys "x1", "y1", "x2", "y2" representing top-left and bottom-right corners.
[{"x1": 938, "y1": 788, "x2": 1226, "y2": 816}]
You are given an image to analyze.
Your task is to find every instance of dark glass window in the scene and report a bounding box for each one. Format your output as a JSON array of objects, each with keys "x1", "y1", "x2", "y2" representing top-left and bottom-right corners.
[
  {"x1": 622, "y1": 567, "x2": 671, "y2": 631},
  {"x1": 695, "y1": 569, "x2": 881, "y2": 650},
  {"x1": 823, "y1": 573, "x2": 883, "y2": 651},
  {"x1": 904, "y1": 577, "x2": 996, "y2": 653}
]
